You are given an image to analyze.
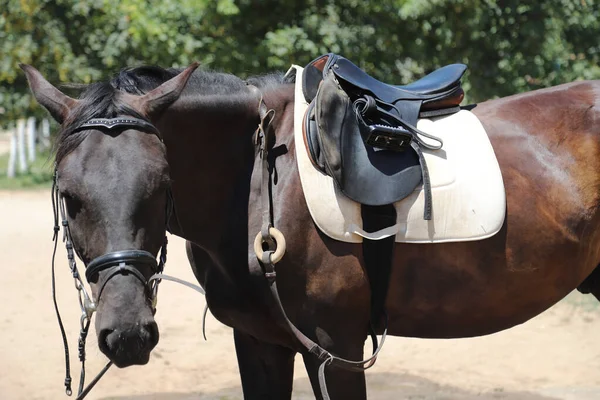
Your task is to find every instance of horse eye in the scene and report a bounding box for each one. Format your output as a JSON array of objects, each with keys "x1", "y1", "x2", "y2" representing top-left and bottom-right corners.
[{"x1": 62, "y1": 192, "x2": 83, "y2": 217}]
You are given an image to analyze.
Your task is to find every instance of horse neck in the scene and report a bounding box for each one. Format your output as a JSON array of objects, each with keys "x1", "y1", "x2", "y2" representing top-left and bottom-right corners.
[
  {"x1": 161, "y1": 84, "x2": 296, "y2": 271},
  {"x1": 158, "y1": 93, "x2": 260, "y2": 248}
]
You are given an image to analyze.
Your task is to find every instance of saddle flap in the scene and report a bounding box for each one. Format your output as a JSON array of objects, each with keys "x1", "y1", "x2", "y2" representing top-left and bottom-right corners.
[{"x1": 313, "y1": 74, "x2": 423, "y2": 206}]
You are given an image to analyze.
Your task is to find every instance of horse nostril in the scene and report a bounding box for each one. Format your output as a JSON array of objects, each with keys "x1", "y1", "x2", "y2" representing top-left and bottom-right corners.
[
  {"x1": 143, "y1": 321, "x2": 159, "y2": 349},
  {"x1": 96, "y1": 323, "x2": 158, "y2": 367},
  {"x1": 98, "y1": 328, "x2": 114, "y2": 355}
]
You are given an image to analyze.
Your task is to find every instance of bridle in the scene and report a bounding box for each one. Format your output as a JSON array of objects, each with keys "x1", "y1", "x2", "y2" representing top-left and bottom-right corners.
[{"x1": 51, "y1": 116, "x2": 171, "y2": 399}]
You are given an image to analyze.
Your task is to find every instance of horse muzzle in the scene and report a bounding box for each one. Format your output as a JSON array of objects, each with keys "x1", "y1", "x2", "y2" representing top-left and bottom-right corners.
[
  {"x1": 87, "y1": 250, "x2": 162, "y2": 367},
  {"x1": 98, "y1": 319, "x2": 159, "y2": 368}
]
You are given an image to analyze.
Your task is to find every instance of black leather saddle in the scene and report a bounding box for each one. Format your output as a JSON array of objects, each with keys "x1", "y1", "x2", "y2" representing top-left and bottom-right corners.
[
  {"x1": 302, "y1": 53, "x2": 467, "y2": 218},
  {"x1": 299, "y1": 54, "x2": 467, "y2": 327},
  {"x1": 304, "y1": 54, "x2": 466, "y2": 111}
]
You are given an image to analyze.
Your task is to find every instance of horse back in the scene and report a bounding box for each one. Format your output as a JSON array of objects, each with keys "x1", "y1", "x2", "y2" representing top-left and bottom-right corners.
[{"x1": 381, "y1": 81, "x2": 600, "y2": 338}]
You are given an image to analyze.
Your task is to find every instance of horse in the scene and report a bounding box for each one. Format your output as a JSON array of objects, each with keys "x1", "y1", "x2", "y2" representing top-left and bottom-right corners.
[{"x1": 22, "y1": 61, "x2": 600, "y2": 400}]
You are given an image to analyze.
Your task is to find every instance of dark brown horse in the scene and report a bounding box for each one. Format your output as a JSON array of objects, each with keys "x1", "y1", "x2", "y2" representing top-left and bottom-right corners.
[{"x1": 23, "y1": 62, "x2": 600, "y2": 400}]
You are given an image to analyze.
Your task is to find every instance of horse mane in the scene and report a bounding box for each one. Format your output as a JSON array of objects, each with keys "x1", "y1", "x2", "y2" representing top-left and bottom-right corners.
[
  {"x1": 54, "y1": 65, "x2": 290, "y2": 164},
  {"x1": 112, "y1": 66, "x2": 291, "y2": 96}
]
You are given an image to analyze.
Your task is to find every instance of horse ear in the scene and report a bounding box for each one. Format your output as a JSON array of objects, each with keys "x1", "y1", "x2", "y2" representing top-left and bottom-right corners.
[
  {"x1": 19, "y1": 64, "x2": 78, "y2": 124},
  {"x1": 135, "y1": 62, "x2": 199, "y2": 118}
]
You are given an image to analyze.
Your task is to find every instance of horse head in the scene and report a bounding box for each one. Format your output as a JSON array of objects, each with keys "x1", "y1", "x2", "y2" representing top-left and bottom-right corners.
[{"x1": 21, "y1": 63, "x2": 197, "y2": 368}]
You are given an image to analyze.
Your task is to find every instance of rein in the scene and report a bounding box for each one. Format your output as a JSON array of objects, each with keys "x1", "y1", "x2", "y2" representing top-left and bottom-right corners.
[
  {"x1": 51, "y1": 174, "x2": 115, "y2": 399},
  {"x1": 251, "y1": 92, "x2": 388, "y2": 400},
  {"x1": 50, "y1": 116, "x2": 205, "y2": 400}
]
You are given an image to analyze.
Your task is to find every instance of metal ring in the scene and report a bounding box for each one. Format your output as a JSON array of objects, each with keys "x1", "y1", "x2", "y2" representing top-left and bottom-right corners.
[{"x1": 254, "y1": 227, "x2": 286, "y2": 264}]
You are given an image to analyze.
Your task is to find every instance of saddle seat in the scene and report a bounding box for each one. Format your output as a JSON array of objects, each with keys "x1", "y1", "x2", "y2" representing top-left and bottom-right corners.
[
  {"x1": 304, "y1": 54, "x2": 467, "y2": 111},
  {"x1": 333, "y1": 57, "x2": 467, "y2": 103}
]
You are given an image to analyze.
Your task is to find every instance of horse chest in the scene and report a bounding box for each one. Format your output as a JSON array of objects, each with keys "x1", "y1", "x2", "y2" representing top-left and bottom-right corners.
[{"x1": 203, "y1": 265, "x2": 295, "y2": 347}]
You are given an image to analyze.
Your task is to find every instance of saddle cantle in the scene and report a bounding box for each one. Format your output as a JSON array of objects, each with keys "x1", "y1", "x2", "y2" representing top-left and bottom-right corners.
[{"x1": 302, "y1": 53, "x2": 468, "y2": 217}]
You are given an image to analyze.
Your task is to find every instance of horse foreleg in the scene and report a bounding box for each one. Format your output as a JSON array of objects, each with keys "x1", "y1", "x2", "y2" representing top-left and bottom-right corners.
[
  {"x1": 233, "y1": 329, "x2": 295, "y2": 399},
  {"x1": 302, "y1": 350, "x2": 367, "y2": 400}
]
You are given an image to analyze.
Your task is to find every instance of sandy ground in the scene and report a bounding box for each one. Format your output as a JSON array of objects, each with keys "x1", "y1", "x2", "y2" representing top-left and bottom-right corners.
[{"x1": 1, "y1": 190, "x2": 599, "y2": 400}]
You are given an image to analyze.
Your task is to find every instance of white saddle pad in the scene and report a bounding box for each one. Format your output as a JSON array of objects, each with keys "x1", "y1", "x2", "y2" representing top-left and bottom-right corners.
[{"x1": 290, "y1": 65, "x2": 506, "y2": 243}]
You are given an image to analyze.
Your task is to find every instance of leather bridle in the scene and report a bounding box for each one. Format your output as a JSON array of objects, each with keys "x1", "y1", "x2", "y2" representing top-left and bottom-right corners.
[{"x1": 51, "y1": 116, "x2": 170, "y2": 400}]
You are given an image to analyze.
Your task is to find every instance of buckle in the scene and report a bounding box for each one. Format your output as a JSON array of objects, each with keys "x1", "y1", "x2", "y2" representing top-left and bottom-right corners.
[{"x1": 364, "y1": 124, "x2": 412, "y2": 151}]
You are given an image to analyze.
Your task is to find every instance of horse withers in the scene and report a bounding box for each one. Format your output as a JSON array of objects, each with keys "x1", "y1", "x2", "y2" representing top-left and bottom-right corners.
[{"x1": 23, "y1": 60, "x2": 600, "y2": 400}]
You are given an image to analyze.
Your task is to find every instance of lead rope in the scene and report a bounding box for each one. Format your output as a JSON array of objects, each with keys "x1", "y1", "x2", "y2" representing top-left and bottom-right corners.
[{"x1": 252, "y1": 96, "x2": 388, "y2": 400}]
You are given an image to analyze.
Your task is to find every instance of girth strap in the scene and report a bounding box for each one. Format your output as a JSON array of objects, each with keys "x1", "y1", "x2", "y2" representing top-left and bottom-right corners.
[{"x1": 361, "y1": 204, "x2": 396, "y2": 325}]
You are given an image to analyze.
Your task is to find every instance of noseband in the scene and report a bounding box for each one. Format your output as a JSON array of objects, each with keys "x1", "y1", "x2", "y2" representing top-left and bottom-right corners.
[
  {"x1": 86, "y1": 250, "x2": 159, "y2": 301},
  {"x1": 51, "y1": 116, "x2": 170, "y2": 400}
]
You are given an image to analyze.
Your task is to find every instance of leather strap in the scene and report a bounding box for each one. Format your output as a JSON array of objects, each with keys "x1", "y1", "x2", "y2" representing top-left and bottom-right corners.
[
  {"x1": 52, "y1": 175, "x2": 114, "y2": 399},
  {"x1": 410, "y1": 140, "x2": 433, "y2": 220},
  {"x1": 361, "y1": 204, "x2": 396, "y2": 325},
  {"x1": 51, "y1": 168, "x2": 169, "y2": 399},
  {"x1": 49, "y1": 113, "x2": 172, "y2": 399},
  {"x1": 254, "y1": 96, "x2": 388, "y2": 399},
  {"x1": 86, "y1": 250, "x2": 157, "y2": 282},
  {"x1": 354, "y1": 101, "x2": 434, "y2": 220},
  {"x1": 72, "y1": 117, "x2": 162, "y2": 139},
  {"x1": 96, "y1": 264, "x2": 148, "y2": 301}
]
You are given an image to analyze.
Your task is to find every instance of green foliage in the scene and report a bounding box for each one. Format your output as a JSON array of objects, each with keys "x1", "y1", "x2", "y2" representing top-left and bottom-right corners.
[
  {"x1": 258, "y1": 0, "x2": 600, "y2": 101},
  {"x1": 2, "y1": 0, "x2": 600, "y2": 126}
]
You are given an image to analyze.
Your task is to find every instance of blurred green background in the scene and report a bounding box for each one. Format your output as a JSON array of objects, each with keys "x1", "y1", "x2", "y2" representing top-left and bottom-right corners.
[
  {"x1": 2, "y1": 0, "x2": 600, "y2": 126},
  {"x1": 4, "y1": 0, "x2": 600, "y2": 187}
]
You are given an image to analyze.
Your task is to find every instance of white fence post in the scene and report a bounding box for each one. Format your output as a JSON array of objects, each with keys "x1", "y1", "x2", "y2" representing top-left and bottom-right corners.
[
  {"x1": 7, "y1": 126, "x2": 17, "y2": 178},
  {"x1": 26, "y1": 117, "x2": 36, "y2": 162},
  {"x1": 17, "y1": 118, "x2": 27, "y2": 174},
  {"x1": 41, "y1": 119, "x2": 51, "y2": 150}
]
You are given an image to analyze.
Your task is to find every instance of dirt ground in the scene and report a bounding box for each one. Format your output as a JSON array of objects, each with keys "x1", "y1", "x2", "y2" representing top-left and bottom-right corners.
[{"x1": 1, "y1": 190, "x2": 599, "y2": 400}]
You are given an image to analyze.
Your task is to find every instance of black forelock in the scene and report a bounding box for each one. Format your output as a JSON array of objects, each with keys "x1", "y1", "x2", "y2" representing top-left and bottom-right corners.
[{"x1": 54, "y1": 81, "x2": 146, "y2": 164}]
